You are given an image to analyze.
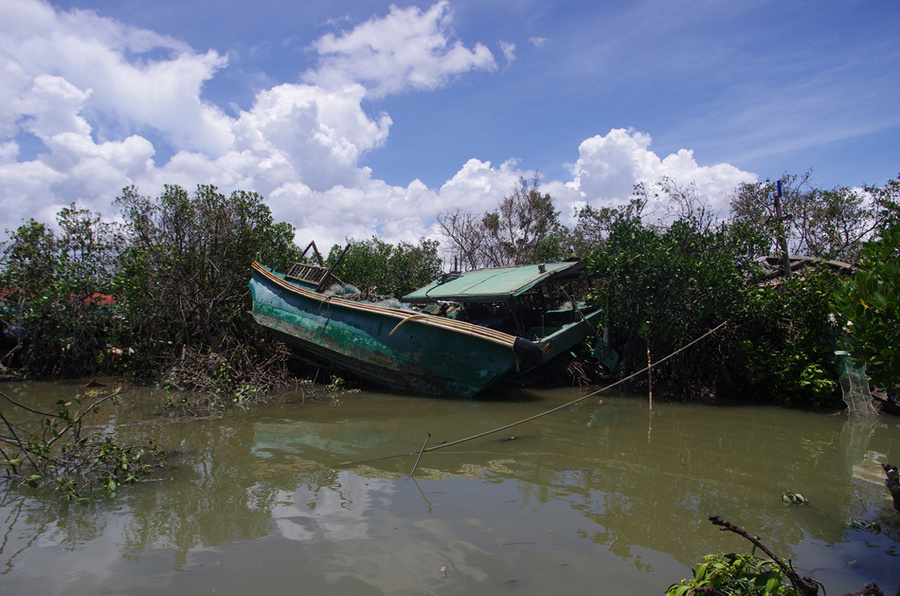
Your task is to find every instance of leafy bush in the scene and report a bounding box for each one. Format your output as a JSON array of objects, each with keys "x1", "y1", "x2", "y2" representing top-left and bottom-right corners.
[
  {"x1": 583, "y1": 210, "x2": 843, "y2": 407},
  {"x1": 666, "y1": 552, "x2": 800, "y2": 596},
  {"x1": 0, "y1": 208, "x2": 124, "y2": 378},
  {"x1": 1, "y1": 185, "x2": 302, "y2": 408},
  {"x1": 833, "y1": 199, "x2": 900, "y2": 390},
  {"x1": 731, "y1": 268, "x2": 842, "y2": 407},
  {"x1": 114, "y1": 185, "x2": 300, "y2": 378},
  {"x1": 325, "y1": 236, "x2": 442, "y2": 298},
  {"x1": 0, "y1": 387, "x2": 168, "y2": 500}
]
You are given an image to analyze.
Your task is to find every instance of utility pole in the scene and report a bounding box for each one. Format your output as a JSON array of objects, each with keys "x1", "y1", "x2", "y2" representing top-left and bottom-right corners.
[{"x1": 773, "y1": 180, "x2": 792, "y2": 278}]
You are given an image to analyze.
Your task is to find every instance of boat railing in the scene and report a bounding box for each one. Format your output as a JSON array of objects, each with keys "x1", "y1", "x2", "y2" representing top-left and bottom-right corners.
[
  {"x1": 287, "y1": 244, "x2": 350, "y2": 293},
  {"x1": 286, "y1": 263, "x2": 331, "y2": 286}
]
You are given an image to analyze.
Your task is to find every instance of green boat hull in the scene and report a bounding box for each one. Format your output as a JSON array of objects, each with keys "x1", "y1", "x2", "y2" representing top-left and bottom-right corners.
[{"x1": 250, "y1": 264, "x2": 536, "y2": 397}]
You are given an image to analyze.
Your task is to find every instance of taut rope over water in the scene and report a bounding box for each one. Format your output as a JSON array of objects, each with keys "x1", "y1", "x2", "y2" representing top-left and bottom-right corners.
[{"x1": 336, "y1": 321, "x2": 729, "y2": 471}]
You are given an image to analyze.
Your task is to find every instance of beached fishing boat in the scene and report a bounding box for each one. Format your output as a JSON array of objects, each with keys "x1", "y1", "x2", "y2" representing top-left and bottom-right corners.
[{"x1": 249, "y1": 256, "x2": 607, "y2": 397}]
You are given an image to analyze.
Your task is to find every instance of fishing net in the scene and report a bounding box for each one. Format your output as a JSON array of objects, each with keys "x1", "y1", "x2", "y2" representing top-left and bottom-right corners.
[{"x1": 836, "y1": 351, "x2": 878, "y2": 416}]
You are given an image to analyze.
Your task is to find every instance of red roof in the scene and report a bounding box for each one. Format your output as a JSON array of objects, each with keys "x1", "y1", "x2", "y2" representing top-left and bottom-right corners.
[
  {"x1": 0, "y1": 288, "x2": 116, "y2": 305},
  {"x1": 80, "y1": 293, "x2": 117, "y2": 305}
]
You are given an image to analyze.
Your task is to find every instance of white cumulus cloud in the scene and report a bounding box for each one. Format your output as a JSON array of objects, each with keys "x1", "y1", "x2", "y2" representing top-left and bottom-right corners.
[
  {"x1": 0, "y1": 0, "x2": 755, "y2": 255},
  {"x1": 567, "y1": 128, "x2": 755, "y2": 220},
  {"x1": 1, "y1": 0, "x2": 230, "y2": 154},
  {"x1": 305, "y1": 1, "x2": 496, "y2": 98}
]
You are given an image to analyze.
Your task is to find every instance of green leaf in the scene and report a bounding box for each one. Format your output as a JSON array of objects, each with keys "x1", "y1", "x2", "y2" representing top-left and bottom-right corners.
[
  {"x1": 694, "y1": 562, "x2": 710, "y2": 581},
  {"x1": 665, "y1": 585, "x2": 691, "y2": 596},
  {"x1": 754, "y1": 570, "x2": 783, "y2": 593}
]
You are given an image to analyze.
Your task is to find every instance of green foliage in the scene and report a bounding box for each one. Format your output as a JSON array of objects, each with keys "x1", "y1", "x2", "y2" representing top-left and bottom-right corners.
[
  {"x1": 734, "y1": 268, "x2": 842, "y2": 407},
  {"x1": 583, "y1": 206, "x2": 842, "y2": 407},
  {"x1": 325, "y1": 236, "x2": 441, "y2": 298},
  {"x1": 0, "y1": 208, "x2": 125, "y2": 377},
  {"x1": 0, "y1": 185, "x2": 301, "y2": 408},
  {"x1": 0, "y1": 219, "x2": 58, "y2": 295},
  {"x1": 571, "y1": 198, "x2": 648, "y2": 258},
  {"x1": 833, "y1": 198, "x2": 900, "y2": 390},
  {"x1": 114, "y1": 184, "x2": 300, "y2": 380},
  {"x1": 584, "y1": 211, "x2": 747, "y2": 399},
  {"x1": 0, "y1": 387, "x2": 168, "y2": 500},
  {"x1": 4, "y1": 172, "x2": 895, "y2": 412},
  {"x1": 666, "y1": 552, "x2": 800, "y2": 596},
  {"x1": 729, "y1": 172, "x2": 880, "y2": 264}
]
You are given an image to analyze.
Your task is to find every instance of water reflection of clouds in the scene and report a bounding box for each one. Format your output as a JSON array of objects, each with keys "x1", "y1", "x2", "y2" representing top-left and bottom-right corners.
[{"x1": 271, "y1": 471, "x2": 396, "y2": 542}]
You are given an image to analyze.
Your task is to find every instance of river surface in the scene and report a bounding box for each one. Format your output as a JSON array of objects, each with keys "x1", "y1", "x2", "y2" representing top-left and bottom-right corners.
[{"x1": 1, "y1": 380, "x2": 898, "y2": 595}]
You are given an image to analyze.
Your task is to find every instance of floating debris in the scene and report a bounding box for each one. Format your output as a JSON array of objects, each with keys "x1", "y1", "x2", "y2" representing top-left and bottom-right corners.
[{"x1": 782, "y1": 491, "x2": 809, "y2": 505}]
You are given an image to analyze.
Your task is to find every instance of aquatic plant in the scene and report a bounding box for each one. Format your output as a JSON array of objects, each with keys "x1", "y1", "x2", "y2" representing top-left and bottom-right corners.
[
  {"x1": 0, "y1": 386, "x2": 169, "y2": 500},
  {"x1": 667, "y1": 515, "x2": 895, "y2": 596}
]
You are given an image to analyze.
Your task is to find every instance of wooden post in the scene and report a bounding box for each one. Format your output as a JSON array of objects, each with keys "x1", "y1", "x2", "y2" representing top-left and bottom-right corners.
[
  {"x1": 774, "y1": 180, "x2": 792, "y2": 278},
  {"x1": 647, "y1": 342, "x2": 653, "y2": 410},
  {"x1": 315, "y1": 243, "x2": 350, "y2": 293},
  {"x1": 410, "y1": 433, "x2": 431, "y2": 478}
]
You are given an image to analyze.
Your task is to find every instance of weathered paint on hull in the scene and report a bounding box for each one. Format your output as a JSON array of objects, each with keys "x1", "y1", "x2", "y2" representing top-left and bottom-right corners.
[{"x1": 249, "y1": 265, "x2": 525, "y2": 397}]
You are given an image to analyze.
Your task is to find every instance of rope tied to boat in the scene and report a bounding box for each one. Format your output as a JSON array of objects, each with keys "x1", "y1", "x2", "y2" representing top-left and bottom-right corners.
[
  {"x1": 318, "y1": 295, "x2": 333, "y2": 317},
  {"x1": 389, "y1": 313, "x2": 429, "y2": 336}
]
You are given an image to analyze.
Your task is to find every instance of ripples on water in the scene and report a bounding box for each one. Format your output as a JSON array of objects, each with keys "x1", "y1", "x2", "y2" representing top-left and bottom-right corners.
[{"x1": 1, "y1": 381, "x2": 898, "y2": 595}]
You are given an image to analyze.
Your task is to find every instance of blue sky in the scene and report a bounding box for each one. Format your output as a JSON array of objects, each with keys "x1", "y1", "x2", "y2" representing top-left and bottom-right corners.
[{"x1": 1, "y1": 0, "x2": 898, "y2": 250}]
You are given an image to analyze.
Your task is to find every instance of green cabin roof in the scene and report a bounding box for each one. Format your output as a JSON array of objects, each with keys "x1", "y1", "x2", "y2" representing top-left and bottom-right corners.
[{"x1": 402, "y1": 261, "x2": 583, "y2": 303}]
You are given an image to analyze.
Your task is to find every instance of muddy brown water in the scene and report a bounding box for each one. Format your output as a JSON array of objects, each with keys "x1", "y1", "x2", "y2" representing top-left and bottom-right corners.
[{"x1": 1, "y1": 380, "x2": 898, "y2": 595}]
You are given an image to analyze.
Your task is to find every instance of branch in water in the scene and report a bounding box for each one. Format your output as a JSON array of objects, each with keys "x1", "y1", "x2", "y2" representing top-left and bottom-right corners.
[{"x1": 707, "y1": 515, "x2": 821, "y2": 596}]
